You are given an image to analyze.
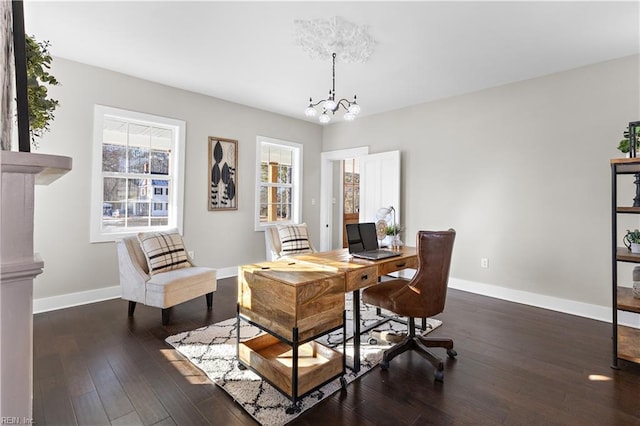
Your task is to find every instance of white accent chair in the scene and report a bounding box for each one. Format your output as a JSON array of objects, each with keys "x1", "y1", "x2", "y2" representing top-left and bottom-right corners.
[
  {"x1": 117, "y1": 235, "x2": 217, "y2": 325},
  {"x1": 264, "y1": 225, "x2": 316, "y2": 261}
]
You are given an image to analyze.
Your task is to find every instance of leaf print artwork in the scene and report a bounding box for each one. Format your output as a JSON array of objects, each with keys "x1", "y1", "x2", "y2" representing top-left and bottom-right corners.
[{"x1": 208, "y1": 137, "x2": 238, "y2": 210}]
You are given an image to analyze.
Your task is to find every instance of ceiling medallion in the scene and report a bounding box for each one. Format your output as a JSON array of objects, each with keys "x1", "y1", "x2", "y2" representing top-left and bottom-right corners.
[{"x1": 293, "y1": 16, "x2": 375, "y2": 64}]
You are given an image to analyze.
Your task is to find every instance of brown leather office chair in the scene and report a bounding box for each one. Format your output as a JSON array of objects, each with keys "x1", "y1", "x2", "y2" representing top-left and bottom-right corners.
[{"x1": 362, "y1": 229, "x2": 456, "y2": 381}]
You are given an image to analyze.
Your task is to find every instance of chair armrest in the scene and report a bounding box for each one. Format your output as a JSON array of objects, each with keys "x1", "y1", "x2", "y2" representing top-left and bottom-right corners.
[
  {"x1": 264, "y1": 226, "x2": 281, "y2": 261},
  {"x1": 186, "y1": 251, "x2": 197, "y2": 267},
  {"x1": 117, "y1": 238, "x2": 150, "y2": 303}
]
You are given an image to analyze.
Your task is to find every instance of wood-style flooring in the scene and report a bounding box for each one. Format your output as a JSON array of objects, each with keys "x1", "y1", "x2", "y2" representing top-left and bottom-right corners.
[{"x1": 33, "y1": 277, "x2": 640, "y2": 425}]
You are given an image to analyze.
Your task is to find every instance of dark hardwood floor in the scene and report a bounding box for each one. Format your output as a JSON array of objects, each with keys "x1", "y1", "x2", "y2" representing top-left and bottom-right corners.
[{"x1": 33, "y1": 277, "x2": 640, "y2": 425}]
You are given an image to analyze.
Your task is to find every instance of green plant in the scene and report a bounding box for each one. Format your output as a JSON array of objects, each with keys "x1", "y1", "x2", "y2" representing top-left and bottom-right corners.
[
  {"x1": 617, "y1": 124, "x2": 640, "y2": 153},
  {"x1": 385, "y1": 224, "x2": 403, "y2": 236},
  {"x1": 26, "y1": 34, "x2": 59, "y2": 147},
  {"x1": 626, "y1": 229, "x2": 640, "y2": 244}
]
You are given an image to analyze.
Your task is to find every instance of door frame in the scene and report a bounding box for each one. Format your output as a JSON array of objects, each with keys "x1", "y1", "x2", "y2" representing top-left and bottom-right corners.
[{"x1": 319, "y1": 146, "x2": 369, "y2": 251}]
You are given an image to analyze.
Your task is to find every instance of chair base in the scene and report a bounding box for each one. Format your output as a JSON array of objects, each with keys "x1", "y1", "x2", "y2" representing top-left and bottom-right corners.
[
  {"x1": 127, "y1": 292, "x2": 214, "y2": 326},
  {"x1": 162, "y1": 307, "x2": 171, "y2": 326},
  {"x1": 206, "y1": 292, "x2": 213, "y2": 310},
  {"x1": 379, "y1": 318, "x2": 456, "y2": 381}
]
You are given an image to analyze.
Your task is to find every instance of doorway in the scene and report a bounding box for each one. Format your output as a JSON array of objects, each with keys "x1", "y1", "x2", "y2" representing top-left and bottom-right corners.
[
  {"x1": 320, "y1": 147, "x2": 369, "y2": 251},
  {"x1": 319, "y1": 147, "x2": 401, "y2": 251},
  {"x1": 342, "y1": 158, "x2": 360, "y2": 248}
]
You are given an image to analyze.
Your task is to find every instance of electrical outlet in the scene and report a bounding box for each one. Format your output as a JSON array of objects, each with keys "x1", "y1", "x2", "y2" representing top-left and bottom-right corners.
[
  {"x1": 188, "y1": 251, "x2": 195, "y2": 260},
  {"x1": 481, "y1": 258, "x2": 489, "y2": 268}
]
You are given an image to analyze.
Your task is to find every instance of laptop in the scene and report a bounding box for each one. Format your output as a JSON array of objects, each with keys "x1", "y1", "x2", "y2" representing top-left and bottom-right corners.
[{"x1": 346, "y1": 222, "x2": 401, "y2": 260}]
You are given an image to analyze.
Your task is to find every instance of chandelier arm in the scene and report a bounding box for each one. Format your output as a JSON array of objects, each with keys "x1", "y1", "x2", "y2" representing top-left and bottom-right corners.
[
  {"x1": 336, "y1": 99, "x2": 353, "y2": 110},
  {"x1": 304, "y1": 52, "x2": 359, "y2": 121},
  {"x1": 309, "y1": 99, "x2": 327, "y2": 108},
  {"x1": 309, "y1": 98, "x2": 353, "y2": 111}
]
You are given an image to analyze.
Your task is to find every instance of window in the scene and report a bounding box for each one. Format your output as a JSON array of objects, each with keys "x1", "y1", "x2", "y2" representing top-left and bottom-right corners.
[
  {"x1": 255, "y1": 136, "x2": 302, "y2": 230},
  {"x1": 90, "y1": 105, "x2": 186, "y2": 242}
]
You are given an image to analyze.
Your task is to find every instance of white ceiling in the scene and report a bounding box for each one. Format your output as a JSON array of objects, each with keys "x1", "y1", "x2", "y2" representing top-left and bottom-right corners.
[{"x1": 23, "y1": 1, "x2": 640, "y2": 123}]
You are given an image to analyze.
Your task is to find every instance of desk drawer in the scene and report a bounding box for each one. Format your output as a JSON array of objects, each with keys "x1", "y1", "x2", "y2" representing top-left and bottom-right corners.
[
  {"x1": 238, "y1": 267, "x2": 344, "y2": 342},
  {"x1": 345, "y1": 265, "x2": 377, "y2": 292},
  {"x1": 378, "y1": 256, "x2": 418, "y2": 276}
]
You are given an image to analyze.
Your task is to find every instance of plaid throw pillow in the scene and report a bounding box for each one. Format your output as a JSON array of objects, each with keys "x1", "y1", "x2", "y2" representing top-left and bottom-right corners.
[
  {"x1": 277, "y1": 223, "x2": 312, "y2": 256},
  {"x1": 137, "y1": 232, "x2": 190, "y2": 275}
]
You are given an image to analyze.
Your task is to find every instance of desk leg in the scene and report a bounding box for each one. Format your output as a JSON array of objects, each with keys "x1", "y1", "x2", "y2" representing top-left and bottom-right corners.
[
  {"x1": 342, "y1": 310, "x2": 347, "y2": 376},
  {"x1": 286, "y1": 327, "x2": 300, "y2": 414},
  {"x1": 352, "y1": 289, "x2": 361, "y2": 373},
  {"x1": 235, "y1": 304, "x2": 240, "y2": 360}
]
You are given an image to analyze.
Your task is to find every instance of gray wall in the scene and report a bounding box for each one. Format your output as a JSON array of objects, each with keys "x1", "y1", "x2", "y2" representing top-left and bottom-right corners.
[
  {"x1": 322, "y1": 55, "x2": 640, "y2": 308},
  {"x1": 32, "y1": 54, "x2": 640, "y2": 312},
  {"x1": 33, "y1": 58, "x2": 323, "y2": 299}
]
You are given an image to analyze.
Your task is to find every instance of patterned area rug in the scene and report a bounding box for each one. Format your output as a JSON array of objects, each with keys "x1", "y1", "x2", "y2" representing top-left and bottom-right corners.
[{"x1": 166, "y1": 294, "x2": 441, "y2": 425}]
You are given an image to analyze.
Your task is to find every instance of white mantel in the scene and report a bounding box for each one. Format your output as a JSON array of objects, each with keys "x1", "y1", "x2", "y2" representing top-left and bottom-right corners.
[{"x1": 0, "y1": 151, "x2": 72, "y2": 419}]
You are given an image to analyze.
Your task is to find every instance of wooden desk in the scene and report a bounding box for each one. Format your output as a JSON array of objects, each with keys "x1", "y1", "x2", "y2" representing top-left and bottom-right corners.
[
  {"x1": 237, "y1": 247, "x2": 418, "y2": 378},
  {"x1": 290, "y1": 247, "x2": 418, "y2": 371},
  {"x1": 237, "y1": 261, "x2": 346, "y2": 409},
  {"x1": 292, "y1": 247, "x2": 418, "y2": 291}
]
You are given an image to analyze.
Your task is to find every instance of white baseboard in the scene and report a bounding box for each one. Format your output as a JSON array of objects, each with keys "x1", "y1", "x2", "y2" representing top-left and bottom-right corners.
[
  {"x1": 213, "y1": 266, "x2": 237, "y2": 280},
  {"x1": 32, "y1": 266, "x2": 640, "y2": 330},
  {"x1": 33, "y1": 285, "x2": 121, "y2": 314},
  {"x1": 620, "y1": 310, "x2": 640, "y2": 328},
  {"x1": 449, "y1": 277, "x2": 640, "y2": 328},
  {"x1": 33, "y1": 265, "x2": 238, "y2": 314}
]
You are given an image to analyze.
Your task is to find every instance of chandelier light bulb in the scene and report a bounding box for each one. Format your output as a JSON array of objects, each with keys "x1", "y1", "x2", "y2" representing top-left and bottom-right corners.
[
  {"x1": 324, "y1": 99, "x2": 336, "y2": 111},
  {"x1": 348, "y1": 102, "x2": 360, "y2": 115},
  {"x1": 319, "y1": 112, "x2": 331, "y2": 124},
  {"x1": 344, "y1": 112, "x2": 355, "y2": 121},
  {"x1": 305, "y1": 98, "x2": 317, "y2": 117}
]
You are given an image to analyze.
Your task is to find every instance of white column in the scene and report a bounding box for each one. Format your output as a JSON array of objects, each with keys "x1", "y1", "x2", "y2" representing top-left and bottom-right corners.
[{"x1": 0, "y1": 151, "x2": 72, "y2": 419}]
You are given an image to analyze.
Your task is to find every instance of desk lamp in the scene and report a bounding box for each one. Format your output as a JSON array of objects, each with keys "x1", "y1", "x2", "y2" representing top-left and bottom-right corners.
[{"x1": 376, "y1": 206, "x2": 403, "y2": 248}]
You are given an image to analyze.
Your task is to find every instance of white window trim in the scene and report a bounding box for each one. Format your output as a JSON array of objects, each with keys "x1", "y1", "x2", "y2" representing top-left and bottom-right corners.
[
  {"x1": 254, "y1": 136, "x2": 303, "y2": 231},
  {"x1": 90, "y1": 105, "x2": 186, "y2": 243}
]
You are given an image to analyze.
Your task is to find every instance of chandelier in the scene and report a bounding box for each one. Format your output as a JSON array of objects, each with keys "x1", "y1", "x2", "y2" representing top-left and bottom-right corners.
[
  {"x1": 304, "y1": 52, "x2": 360, "y2": 124},
  {"x1": 294, "y1": 16, "x2": 374, "y2": 124}
]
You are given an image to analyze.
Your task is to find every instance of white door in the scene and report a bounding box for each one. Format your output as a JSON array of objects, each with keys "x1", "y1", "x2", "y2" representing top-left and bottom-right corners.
[{"x1": 358, "y1": 150, "x2": 401, "y2": 225}]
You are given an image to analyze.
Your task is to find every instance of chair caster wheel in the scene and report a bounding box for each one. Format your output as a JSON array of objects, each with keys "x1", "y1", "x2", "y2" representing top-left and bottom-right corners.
[
  {"x1": 340, "y1": 377, "x2": 348, "y2": 390},
  {"x1": 368, "y1": 338, "x2": 378, "y2": 345},
  {"x1": 379, "y1": 360, "x2": 389, "y2": 370},
  {"x1": 447, "y1": 349, "x2": 457, "y2": 358},
  {"x1": 237, "y1": 363, "x2": 247, "y2": 370},
  {"x1": 434, "y1": 370, "x2": 444, "y2": 382}
]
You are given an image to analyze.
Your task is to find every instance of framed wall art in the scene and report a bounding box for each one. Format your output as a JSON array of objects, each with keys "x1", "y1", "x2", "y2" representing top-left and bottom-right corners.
[{"x1": 208, "y1": 137, "x2": 238, "y2": 211}]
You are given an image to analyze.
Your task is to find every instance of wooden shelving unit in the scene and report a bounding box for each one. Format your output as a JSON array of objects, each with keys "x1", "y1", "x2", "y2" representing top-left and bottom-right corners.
[
  {"x1": 617, "y1": 326, "x2": 640, "y2": 364},
  {"x1": 611, "y1": 158, "x2": 640, "y2": 369},
  {"x1": 617, "y1": 286, "x2": 640, "y2": 313}
]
